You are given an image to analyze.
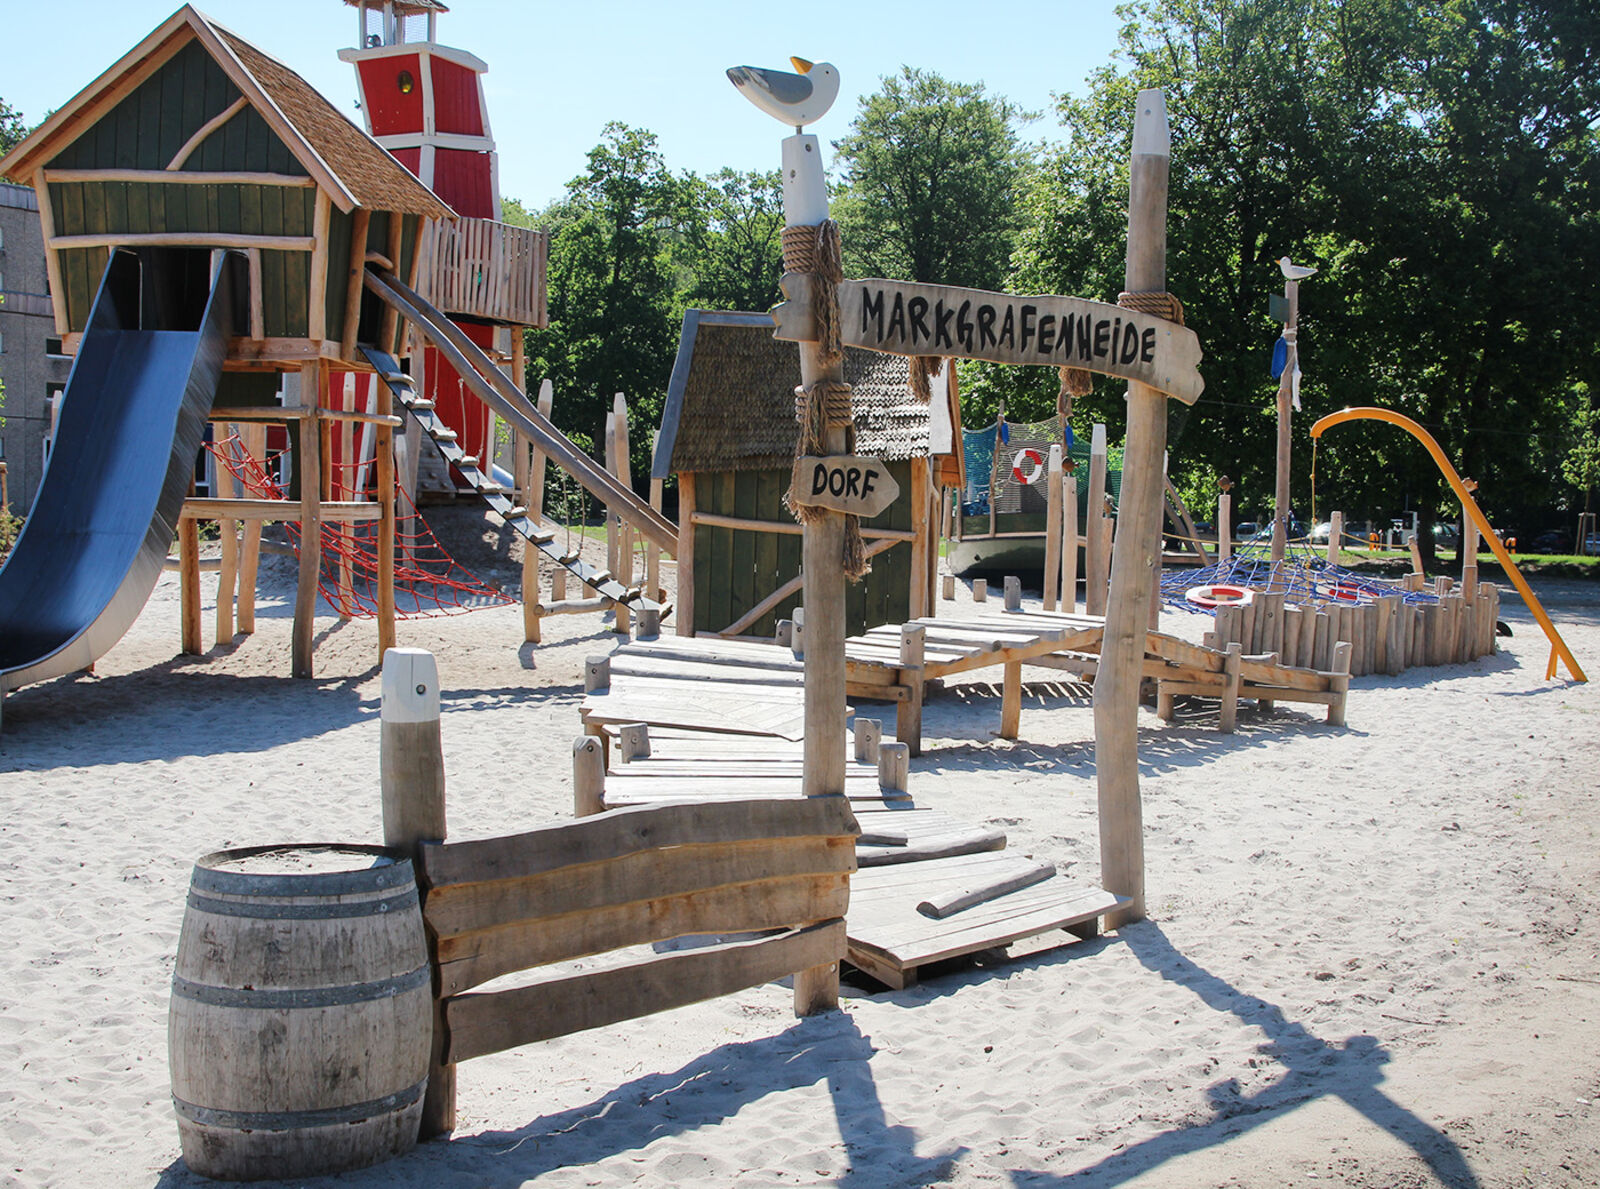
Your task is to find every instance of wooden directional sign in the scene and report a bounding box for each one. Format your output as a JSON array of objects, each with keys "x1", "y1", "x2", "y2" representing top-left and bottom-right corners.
[
  {"x1": 773, "y1": 274, "x2": 1205, "y2": 405},
  {"x1": 792, "y1": 455, "x2": 900, "y2": 518}
]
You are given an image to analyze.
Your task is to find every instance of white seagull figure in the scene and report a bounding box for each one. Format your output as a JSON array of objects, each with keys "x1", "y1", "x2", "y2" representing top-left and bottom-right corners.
[
  {"x1": 726, "y1": 57, "x2": 840, "y2": 130},
  {"x1": 1279, "y1": 256, "x2": 1318, "y2": 280}
]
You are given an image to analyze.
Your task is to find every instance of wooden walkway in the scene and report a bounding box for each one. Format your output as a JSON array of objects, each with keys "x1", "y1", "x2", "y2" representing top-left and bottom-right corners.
[
  {"x1": 841, "y1": 609, "x2": 1352, "y2": 754},
  {"x1": 580, "y1": 636, "x2": 1124, "y2": 988}
]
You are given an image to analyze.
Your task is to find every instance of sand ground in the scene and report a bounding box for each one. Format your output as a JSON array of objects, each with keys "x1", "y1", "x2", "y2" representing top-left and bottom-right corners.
[{"x1": 1, "y1": 518, "x2": 1597, "y2": 1188}]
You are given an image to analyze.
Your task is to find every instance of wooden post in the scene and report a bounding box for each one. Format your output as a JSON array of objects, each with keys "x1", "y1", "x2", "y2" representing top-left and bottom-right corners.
[
  {"x1": 896, "y1": 623, "x2": 926, "y2": 757},
  {"x1": 1086, "y1": 423, "x2": 1109, "y2": 616},
  {"x1": 1062, "y1": 455, "x2": 1079, "y2": 613},
  {"x1": 1043, "y1": 445, "x2": 1063, "y2": 610},
  {"x1": 853, "y1": 717, "x2": 882, "y2": 763},
  {"x1": 612, "y1": 393, "x2": 633, "y2": 635},
  {"x1": 293, "y1": 360, "x2": 324, "y2": 678},
  {"x1": 676, "y1": 472, "x2": 696, "y2": 637},
  {"x1": 941, "y1": 572, "x2": 956, "y2": 601},
  {"x1": 1219, "y1": 642, "x2": 1242, "y2": 733},
  {"x1": 908, "y1": 458, "x2": 932, "y2": 620},
  {"x1": 1271, "y1": 271, "x2": 1303, "y2": 568},
  {"x1": 1004, "y1": 575, "x2": 1022, "y2": 611},
  {"x1": 237, "y1": 422, "x2": 265, "y2": 634},
  {"x1": 1092, "y1": 89, "x2": 1173, "y2": 927},
  {"x1": 782, "y1": 129, "x2": 842, "y2": 1016},
  {"x1": 647, "y1": 430, "x2": 664, "y2": 604},
  {"x1": 878, "y1": 741, "x2": 910, "y2": 793},
  {"x1": 573, "y1": 736, "x2": 605, "y2": 817},
  {"x1": 523, "y1": 380, "x2": 554, "y2": 643},
  {"x1": 215, "y1": 424, "x2": 239, "y2": 647},
  {"x1": 180, "y1": 483, "x2": 202, "y2": 656},
  {"x1": 1327, "y1": 641, "x2": 1352, "y2": 727},
  {"x1": 378, "y1": 648, "x2": 453, "y2": 1139},
  {"x1": 1409, "y1": 531, "x2": 1425, "y2": 578},
  {"x1": 1326, "y1": 511, "x2": 1344, "y2": 568},
  {"x1": 375, "y1": 372, "x2": 397, "y2": 657},
  {"x1": 1461, "y1": 500, "x2": 1480, "y2": 600},
  {"x1": 1000, "y1": 660, "x2": 1022, "y2": 739},
  {"x1": 336, "y1": 373, "x2": 355, "y2": 619},
  {"x1": 1217, "y1": 484, "x2": 1232, "y2": 565},
  {"x1": 617, "y1": 722, "x2": 651, "y2": 763},
  {"x1": 973, "y1": 577, "x2": 988, "y2": 603}
]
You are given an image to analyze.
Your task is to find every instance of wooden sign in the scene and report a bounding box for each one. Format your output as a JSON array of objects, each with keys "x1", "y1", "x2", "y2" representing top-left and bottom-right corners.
[
  {"x1": 793, "y1": 455, "x2": 900, "y2": 518},
  {"x1": 773, "y1": 274, "x2": 1204, "y2": 405}
]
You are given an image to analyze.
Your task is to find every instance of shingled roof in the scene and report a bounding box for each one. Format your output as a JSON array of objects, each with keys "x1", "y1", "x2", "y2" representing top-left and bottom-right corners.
[
  {"x1": 0, "y1": 5, "x2": 451, "y2": 222},
  {"x1": 653, "y1": 311, "x2": 954, "y2": 479}
]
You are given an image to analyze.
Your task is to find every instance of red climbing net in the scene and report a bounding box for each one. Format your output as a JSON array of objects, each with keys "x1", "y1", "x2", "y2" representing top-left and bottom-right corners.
[{"x1": 206, "y1": 430, "x2": 513, "y2": 619}]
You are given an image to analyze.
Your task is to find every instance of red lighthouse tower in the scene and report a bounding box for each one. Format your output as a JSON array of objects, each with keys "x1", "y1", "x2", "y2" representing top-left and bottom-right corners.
[{"x1": 340, "y1": 0, "x2": 540, "y2": 489}]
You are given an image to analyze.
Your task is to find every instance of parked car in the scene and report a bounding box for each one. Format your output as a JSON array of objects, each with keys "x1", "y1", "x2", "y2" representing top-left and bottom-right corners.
[
  {"x1": 1233, "y1": 521, "x2": 1260, "y2": 541},
  {"x1": 1309, "y1": 521, "x2": 1333, "y2": 543},
  {"x1": 1529, "y1": 530, "x2": 1569, "y2": 554}
]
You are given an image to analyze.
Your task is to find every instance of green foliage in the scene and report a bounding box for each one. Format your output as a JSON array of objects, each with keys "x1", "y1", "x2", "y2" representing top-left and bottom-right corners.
[
  {"x1": 523, "y1": 124, "x2": 688, "y2": 476},
  {"x1": 1562, "y1": 389, "x2": 1600, "y2": 509},
  {"x1": 0, "y1": 96, "x2": 27, "y2": 170},
  {"x1": 1017, "y1": 0, "x2": 1600, "y2": 532},
  {"x1": 677, "y1": 168, "x2": 786, "y2": 312},
  {"x1": 832, "y1": 68, "x2": 1037, "y2": 289}
]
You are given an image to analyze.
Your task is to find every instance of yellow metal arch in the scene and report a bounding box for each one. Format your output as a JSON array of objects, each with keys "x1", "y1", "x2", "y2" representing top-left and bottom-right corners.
[{"x1": 1309, "y1": 406, "x2": 1584, "y2": 682}]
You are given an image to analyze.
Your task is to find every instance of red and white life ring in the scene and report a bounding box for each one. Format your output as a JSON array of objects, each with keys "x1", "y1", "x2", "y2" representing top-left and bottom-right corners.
[
  {"x1": 1185, "y1": 584, "x2": 1255, "y2": 610},
  {"x1": 1011, "y1": 448, "x2": 1045, "y2": 485},
  {"x1": 1327, "y1": 583, "x2": 1365, "y2": 603}
]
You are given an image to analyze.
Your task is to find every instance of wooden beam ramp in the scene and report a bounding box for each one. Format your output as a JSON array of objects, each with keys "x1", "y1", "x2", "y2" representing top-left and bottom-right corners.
[
  {"x1": 840, "y1": 608, "x2": 1352, "y2": 753},
  {"x1": 364, "y1": 347, "x2": 666, "y2": 626},
  {"x1": 578, "y1": 635, "x2": 1128, "y2": 989}
]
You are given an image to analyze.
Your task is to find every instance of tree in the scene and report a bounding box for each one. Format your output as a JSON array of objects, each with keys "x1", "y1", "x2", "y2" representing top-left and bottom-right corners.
[
  {"x1": 523, "y1": 124, "x2": 688, "y2": 481},
  {"x1": 831, "y1": 68, "x2": 1036, "y2": 290},
  {"x1": 677, "y1": 168, "x2": 786, "y2": 312},
  {"x1": 1006, "y1": 0, "x2": 1600, "y2": 541},
  {"x1": 0, "y1": 97, "x2": 29, "y2": 181}
]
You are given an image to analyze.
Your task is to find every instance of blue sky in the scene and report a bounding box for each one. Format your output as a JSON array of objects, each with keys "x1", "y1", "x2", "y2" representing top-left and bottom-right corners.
[{"x1": 4, "y1": 1, "x2": 1128, "y2": 209}]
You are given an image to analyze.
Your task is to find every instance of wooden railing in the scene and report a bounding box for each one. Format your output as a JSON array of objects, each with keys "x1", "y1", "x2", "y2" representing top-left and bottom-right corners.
[{"x1": 426, "y1": 216, "x2": 546, "y2": 328}]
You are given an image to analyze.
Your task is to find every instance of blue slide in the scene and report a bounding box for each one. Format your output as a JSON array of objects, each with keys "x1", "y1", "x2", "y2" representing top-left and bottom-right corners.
[{"x1": 0, "y1": 249, "x2": 234, "y2": 701}]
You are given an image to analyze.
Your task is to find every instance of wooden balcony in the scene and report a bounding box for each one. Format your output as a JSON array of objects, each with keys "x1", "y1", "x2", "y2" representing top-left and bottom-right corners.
[{"x1": 427, "y1": 216, "x2": 547, "y2": 328}]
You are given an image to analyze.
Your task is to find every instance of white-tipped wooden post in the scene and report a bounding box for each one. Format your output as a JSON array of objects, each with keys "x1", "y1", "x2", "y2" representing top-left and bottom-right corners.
[
  {"x1": 1044, "y1": 445, "x2": 1063, "y2": 610},
  {"x1": 379, "y1": 647, "x2": 452, "y2": 1138},
  {"x1": 573, "y1": 736, "x2": 606, "y2": 817},
  {"x1": 780, "y1": 125, "x2": 843, "y2": 1018},
  {"x1": 1086, "y1": 424, "x2": 1109, "y2": 615},
  {"x1": 1271, "y1": 266, "x2": 1307, "y2": 568},
  {"x1": 1093, "y1": 88, "x2": 1174, "y2": 929},
  {"x1": 1217, "y1": 480, "x2": 1232, "y2": 565}
]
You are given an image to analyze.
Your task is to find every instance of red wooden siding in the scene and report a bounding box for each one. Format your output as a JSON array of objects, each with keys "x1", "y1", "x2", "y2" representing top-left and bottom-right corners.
[
  {"x1": 357, "y1": 55, "x2": 425, "y2": 136},
  {"x1": 432, "y1": 149, "x2": 495, "y2": 218},
  {"x1": 429, "y1": 58, "x2": 485, "y2": 137}
]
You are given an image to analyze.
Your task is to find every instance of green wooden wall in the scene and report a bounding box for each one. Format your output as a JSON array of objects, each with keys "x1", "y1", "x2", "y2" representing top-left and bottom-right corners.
[{"x1": 692, "y1": 460, "x2": 915, "y2": 638}]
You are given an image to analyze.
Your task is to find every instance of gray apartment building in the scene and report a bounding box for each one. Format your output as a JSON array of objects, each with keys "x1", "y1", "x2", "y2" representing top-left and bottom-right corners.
[{"x1": 0, "y1": 182, "x2": 73, "y2": 515}]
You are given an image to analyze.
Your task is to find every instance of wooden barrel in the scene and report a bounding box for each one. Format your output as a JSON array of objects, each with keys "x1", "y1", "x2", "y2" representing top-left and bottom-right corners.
[{"x1": 168, "y1": 844, "x2": 432, "y2": 1181}]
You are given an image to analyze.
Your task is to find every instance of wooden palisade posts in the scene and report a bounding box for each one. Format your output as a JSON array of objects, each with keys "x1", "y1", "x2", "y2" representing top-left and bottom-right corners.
[
  {"x1": 1092, "y1": 89, "x2": 1175, "y2": 928},
  {"x1": 379, "y1": 648, "x2": 454, "y2": 1138}
]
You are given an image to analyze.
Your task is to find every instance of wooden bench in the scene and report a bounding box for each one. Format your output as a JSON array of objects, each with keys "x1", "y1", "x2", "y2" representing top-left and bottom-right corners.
[{"x1": 412, "y1": 796, "x2": 858, "y2": 1115}]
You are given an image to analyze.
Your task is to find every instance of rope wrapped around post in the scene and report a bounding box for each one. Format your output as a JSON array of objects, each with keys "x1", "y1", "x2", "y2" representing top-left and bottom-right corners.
[
  {"x1": 1056, "y1": 290, "x2": 1185, "y2": 415},
  {"x1": 781, "y1": 219, "x2": 869, "y2": 579}
]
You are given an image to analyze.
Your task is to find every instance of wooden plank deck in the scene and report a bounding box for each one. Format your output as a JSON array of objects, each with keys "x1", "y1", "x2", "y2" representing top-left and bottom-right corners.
[
  {"x1": 578, "y1": 632, "x2": 1127, "y2": 989},
  {"x1": 846, "y1": 853, "x2": 1127, "y2": 989}
]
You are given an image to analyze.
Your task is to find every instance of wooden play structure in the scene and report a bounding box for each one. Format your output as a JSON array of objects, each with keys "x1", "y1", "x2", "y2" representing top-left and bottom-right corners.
[
  {"x1": 577, "y1": 636, "x2": 1126, "y2": 990},
  {"x1": 0, "y1": 5, "x2": 675, "y2": 691},
  {"x1": 655, "y1": 310, "x2": 960, "y2": 638}
]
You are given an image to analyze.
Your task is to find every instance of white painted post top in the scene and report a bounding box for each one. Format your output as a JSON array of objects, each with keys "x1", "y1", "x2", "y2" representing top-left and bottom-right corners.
[
  {"x1": 782, "y1": 134, "x2": 828, "y2": 224},
  {"x1": 1092, "y1": 423, "x2": 1108, "y2": 453},
  {"x1": 1132, "y1": 88, "x2": 1170, "y2": 158},
  {"x1": 381, "y1": 647, "x2": 440, "y2": 723}
]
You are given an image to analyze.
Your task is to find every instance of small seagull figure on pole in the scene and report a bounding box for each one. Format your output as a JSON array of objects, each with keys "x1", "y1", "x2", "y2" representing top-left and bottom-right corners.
[
  {"x1": 726, "y1": 57, "x2": 840, "y2": 130},
  {"x1": 1279, "y1": 256, "x2": 1318, "y2": 281}
]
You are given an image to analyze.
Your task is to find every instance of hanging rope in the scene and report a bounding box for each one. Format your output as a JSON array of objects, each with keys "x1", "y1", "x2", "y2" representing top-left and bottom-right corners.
[
  {"x1": 908, "y1": 355, "x2": 945, "y2": 403},
  {"x1": 1117, "y1": 289, "x2": 1185, "y2": 324},
  {"x1": 780, "y1": 218, "x2": 869, "y2": 580}
]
